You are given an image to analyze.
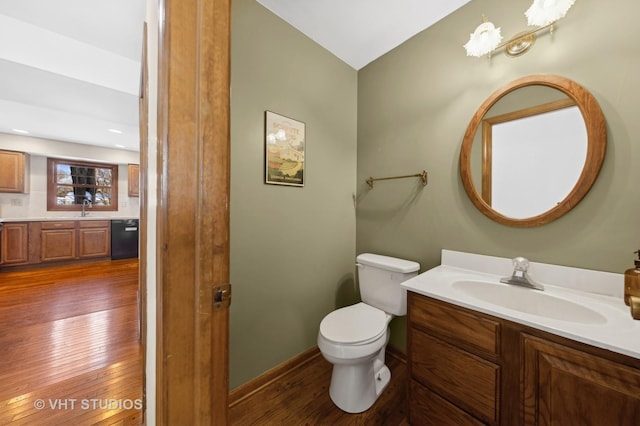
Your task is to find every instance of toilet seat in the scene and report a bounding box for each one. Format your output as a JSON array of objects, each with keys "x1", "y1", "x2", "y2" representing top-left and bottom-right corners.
[{"x1": 320, "y1": 303, "x2": 387, "y2": 345}]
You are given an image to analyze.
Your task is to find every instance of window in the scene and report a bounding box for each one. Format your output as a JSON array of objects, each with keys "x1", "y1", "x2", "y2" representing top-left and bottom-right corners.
[{"x1": 47, "y1": 158, "x2": 118, "y2": 211}]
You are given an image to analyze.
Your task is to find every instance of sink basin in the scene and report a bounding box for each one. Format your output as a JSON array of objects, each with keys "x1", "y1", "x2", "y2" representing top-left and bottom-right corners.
[{"x1": 452, "y1": 280, "x2": 607, "y2": 324}]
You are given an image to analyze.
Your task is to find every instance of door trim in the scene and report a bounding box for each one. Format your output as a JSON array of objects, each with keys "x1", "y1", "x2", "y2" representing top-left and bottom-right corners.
[{"x1": 156, "y1": 0, "x2": 231, "y2": 423}]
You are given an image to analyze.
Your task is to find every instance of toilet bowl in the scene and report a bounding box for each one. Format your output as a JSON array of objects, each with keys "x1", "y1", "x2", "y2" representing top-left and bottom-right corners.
[
  {"x1": 317, "y1": 253, "x2": 420, "y2": 413},
  {"x1": 318, "y1": 303, "x2": 392, "y2": 413}
]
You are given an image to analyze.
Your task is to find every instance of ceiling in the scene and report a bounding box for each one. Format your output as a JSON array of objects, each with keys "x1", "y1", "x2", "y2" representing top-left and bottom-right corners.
[
  {"x1": 0, "y1": 0, "x2": 471, "y2": 153},
  {"x1": 257, "y1": 0, "x2": 471, "y2": 70},
  {"x1": 0, "y1": 0, "x2": 146, "y2": 152}
]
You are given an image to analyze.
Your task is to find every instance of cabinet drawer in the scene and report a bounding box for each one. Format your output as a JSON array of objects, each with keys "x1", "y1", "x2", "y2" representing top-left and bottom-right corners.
[
  {"x1": 41, "y1": 221, "x2": 75, "y2": 230},
  {"x1": 79, "y1": 220, "x2": 110, "y2": 228},
  {"x1": 409, "y1": 292, "x2": 499, "y2": 356},
  {"x1": 411, "y1": 329, "x2": 499, "y2": 424},
  {"x1": 410, "y1": 380, "x2": 485, "y2": 426}
]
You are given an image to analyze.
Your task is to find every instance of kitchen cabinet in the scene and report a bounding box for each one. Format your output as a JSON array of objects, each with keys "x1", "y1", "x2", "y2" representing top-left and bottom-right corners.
[
  {"x1": 128, "y1": 164, "x2": 140, "y2": 197},
  {"x1": 40, "y1": 221, "x2": 76, "y2": 262},
  {"x1": 78, "y1": 220, "x2": 111, "y2": 259},
  {"x1": 407, "y1": 292, "x2": 640, "y2": 425},
  {"x1": 0, "y1": 150, "x2": 29, "y2": 193},
  {"x1": 1, "y1": 219, "x2": 113, "y2": 269},
  {"x1": 0, "y1": 222, "x2": 29, "y2": 265}
]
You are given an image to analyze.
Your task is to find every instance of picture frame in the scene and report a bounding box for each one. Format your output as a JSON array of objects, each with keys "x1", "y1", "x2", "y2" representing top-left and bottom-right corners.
[{"x1": 264, "y1": 111, "x2": 305, "y2": 187}]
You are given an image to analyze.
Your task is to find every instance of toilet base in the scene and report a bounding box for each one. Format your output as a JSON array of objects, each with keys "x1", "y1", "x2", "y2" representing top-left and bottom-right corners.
[
  {"x1": 328, "y1": 360, "x2": 391, "y2": 413},
  {"x1": 375, "y1": 365, "x2": 391, "y2": 396}
]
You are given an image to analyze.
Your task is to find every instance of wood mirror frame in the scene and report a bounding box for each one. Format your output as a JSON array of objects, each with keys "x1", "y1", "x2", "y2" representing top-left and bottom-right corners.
[{"x1": 459, "y1": 74, "x2": 607, "y2": 227}]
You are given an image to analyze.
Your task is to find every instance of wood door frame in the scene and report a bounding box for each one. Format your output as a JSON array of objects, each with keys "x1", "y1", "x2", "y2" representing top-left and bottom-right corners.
[
  {"x1": 156, "y1": 0, "x2": 231, "y2": 424},
  {"x1": 138, "y1": 21, "x2": 148, "y2": 414}
]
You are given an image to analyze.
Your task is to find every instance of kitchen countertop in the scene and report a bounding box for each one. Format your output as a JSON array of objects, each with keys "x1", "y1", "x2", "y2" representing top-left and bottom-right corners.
[
  {"x1": 0, "y1": 217, "x2": 139, "y2": 222},
  {"x1": 401, "y1": 250, "x2": 640, "y2": 360}
]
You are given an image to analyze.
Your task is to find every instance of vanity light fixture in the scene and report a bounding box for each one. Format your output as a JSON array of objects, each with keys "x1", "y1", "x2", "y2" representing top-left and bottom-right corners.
[
  {"x1": 463, "y1": 16, "x2": 503, "y2": 57},
  {"x1": 525, "y1": 0, "x2": 576, "y2": 26},
  {"x1": 464, "y1": 0, "x2": 576, "y2": 58}
]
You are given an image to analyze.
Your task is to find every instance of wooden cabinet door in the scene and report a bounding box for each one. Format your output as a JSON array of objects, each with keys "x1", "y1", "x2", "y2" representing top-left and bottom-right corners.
[
  {"x1": 41, "y1": 223, "x2": 76, "y2": 262},
  {"x1": 128, "y1": 164, "x2": 140, "y2": 197},
  {"x1": 0, "y1": 150, "x2": 28, "y2": 193},
  {"x1": 1, "y1": 222, "x2": 29, "y2": 265},
  {"x1": 523, "y1": 334, "x2": 640, "y2": 425},
  {"x1": 78, "y1": 221, "x2": 111, "y2": 258}
]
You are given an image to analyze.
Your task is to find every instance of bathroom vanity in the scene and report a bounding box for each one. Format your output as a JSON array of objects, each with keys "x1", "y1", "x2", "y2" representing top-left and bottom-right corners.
[{"x1": 403, "y1": 250, "x2": 640, "y2": 425}]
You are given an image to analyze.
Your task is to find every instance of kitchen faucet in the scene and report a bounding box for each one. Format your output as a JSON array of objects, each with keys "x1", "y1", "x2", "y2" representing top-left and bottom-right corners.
[
  {"x1": 500, "y1": 257, "x2": 544, "y2": 291},
  {"x1": 81, "y1": 199, "x2": 92, "y2": 217}
]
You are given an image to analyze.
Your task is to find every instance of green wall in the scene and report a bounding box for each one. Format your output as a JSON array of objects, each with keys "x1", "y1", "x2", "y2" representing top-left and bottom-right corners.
[
  {"x1": 230, "y1": 0, "x2": 358, "y2": 389},
  {"x1": 357, "y1": 0, "x2": 640, "y2": 350}
]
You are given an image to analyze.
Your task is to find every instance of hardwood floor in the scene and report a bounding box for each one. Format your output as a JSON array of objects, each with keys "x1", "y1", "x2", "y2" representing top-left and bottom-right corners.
[
  {"x1": 0, "y1": 259, "x2": 408, "y2": 425},
  {"x1": 230, "y1": 348, "x2": 409, "y2": 425},
  {"x1": 0, "y1": 260, "x2": 143, "y2": 425}
]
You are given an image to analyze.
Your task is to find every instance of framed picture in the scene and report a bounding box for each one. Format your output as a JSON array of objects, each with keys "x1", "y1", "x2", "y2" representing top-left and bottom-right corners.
[{"x1": 264, "y1": 111, "x2": 305, "y2": 187}]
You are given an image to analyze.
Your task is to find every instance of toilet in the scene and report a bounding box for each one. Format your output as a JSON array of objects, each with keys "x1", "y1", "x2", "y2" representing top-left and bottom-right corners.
[{"x1": 317, "y1": 253, "x2": 420, "y2": 413}]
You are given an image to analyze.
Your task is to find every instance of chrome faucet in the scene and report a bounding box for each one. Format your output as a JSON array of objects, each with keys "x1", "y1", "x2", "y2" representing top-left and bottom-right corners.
[
  {"x1": 500, "y1": 257, "x2": 544, "y2": 291},
  {"x1": 81, "y1": 199, "x2": 92, "y2": 217}
]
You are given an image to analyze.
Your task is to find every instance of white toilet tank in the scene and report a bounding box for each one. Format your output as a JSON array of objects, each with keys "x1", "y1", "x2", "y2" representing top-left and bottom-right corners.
[{"x1": 356, "y1": 253, "x2": 420, "y2": 316}]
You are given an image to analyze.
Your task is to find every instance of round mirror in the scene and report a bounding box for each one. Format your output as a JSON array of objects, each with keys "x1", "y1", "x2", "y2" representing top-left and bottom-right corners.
[{"x1": 459, "y1": 75, "x2": 606, "y2": 227}]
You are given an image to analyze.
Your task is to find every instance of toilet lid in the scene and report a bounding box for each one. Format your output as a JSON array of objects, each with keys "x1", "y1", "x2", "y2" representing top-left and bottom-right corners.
[{"x1": 320, "y1": 303, "x2": 387, "y2": 344}]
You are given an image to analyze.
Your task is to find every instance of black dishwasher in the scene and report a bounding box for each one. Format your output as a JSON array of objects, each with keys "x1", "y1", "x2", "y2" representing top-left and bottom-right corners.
[{"x1": 111, "y1": 219, "x2": 139, "y2": 260}]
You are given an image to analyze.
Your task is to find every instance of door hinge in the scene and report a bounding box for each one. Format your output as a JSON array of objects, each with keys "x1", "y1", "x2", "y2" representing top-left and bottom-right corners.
[{"x1": 213, "y1": 283, "x2": 231, "y2": 310}]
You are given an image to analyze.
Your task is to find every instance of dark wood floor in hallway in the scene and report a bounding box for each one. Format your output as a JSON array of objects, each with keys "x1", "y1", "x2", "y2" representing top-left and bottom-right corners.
[{"x1": 0, "y1": 260, "x2": 143, "y2": 425}]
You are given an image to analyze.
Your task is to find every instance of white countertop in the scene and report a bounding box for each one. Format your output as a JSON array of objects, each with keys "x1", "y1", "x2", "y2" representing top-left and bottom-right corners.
[{"x1": 401, "y1": 250, "x2": 640, "y2": 360}]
